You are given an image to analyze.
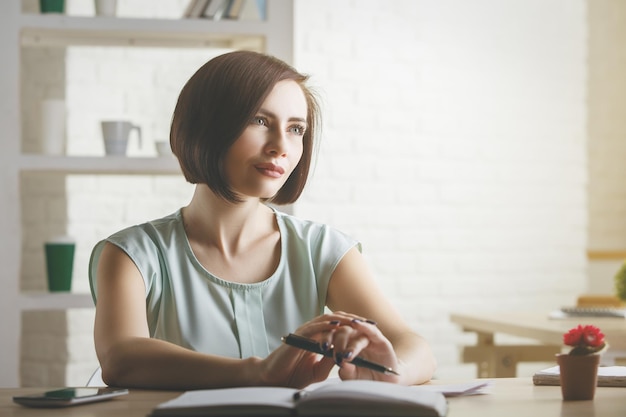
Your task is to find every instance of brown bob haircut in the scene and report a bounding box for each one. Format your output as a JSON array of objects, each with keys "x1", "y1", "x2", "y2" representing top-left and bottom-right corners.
[{"x1": 170, "y1": 50, "x2": 320, "y2": 205}]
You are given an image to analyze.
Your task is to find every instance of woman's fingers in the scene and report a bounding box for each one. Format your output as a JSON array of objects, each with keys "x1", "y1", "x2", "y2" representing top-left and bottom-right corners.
[
  {"x1": 331, "y1": 326, "x2": 370, "y2": 366},
  {"x1": 290, "y1": 313, "x2": 397, "y2": 379}
]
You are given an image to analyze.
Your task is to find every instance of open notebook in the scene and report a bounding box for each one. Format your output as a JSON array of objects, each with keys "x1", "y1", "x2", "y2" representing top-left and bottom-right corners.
[{"x1": 149, "y1": 380, "x2": 449, "y2": 417}]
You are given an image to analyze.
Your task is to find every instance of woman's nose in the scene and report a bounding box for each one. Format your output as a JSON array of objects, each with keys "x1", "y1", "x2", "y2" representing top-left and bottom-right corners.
[{"x1": 265, "y1": 130, "x2": 288, "y2": 156}]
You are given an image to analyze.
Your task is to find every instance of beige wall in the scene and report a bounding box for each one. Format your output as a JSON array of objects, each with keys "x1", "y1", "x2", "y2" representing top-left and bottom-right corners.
[{"x1": 587, "y1": 0, "x2": 626, "y2": 294}]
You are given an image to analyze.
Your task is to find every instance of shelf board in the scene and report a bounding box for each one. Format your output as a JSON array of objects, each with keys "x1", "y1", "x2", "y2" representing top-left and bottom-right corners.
[
  {"x1": 20, "y1": 14, "x2": 266, "y2": 49},
  {"x1": 19, "y1": 292, "x2": 94, "y2": 311},
  {"x1": 20, "y1": 154, "x2": 182, "y2": 175}
]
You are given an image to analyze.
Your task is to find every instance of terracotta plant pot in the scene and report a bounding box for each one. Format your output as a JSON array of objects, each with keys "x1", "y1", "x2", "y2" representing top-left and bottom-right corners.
[{"x1": 556, "y1": 353, "x2": 600, "y2": 401}]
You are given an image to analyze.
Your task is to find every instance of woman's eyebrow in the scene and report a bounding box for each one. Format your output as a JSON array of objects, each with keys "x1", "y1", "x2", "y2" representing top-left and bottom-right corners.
[
  {"x1": 257, "y1": 109, "x2": 307, "y2": 124},
  {"x1": 289, "y1": 117, "x2": 307, "y2": 124}
]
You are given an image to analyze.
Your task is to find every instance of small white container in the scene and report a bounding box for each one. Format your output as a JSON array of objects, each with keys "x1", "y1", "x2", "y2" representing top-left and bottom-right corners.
[
  {"x1": 95, "y1": 0, "x2": 117, "y2": 16},
  {"x1": 155, "y1": 141, "x2": 172, "y2": 156},
  {"x1": 40, "y1": 99, "x2": 66, "y2": 155}
]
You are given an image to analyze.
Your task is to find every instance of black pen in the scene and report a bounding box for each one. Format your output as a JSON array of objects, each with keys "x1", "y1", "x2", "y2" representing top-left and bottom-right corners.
[{"x1": 281, "y1": 333, "x2": 400, "y2": 376}]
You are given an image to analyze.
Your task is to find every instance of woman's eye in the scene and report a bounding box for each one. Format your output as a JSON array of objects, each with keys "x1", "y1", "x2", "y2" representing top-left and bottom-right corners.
[
  {"x1": 252, "y1": 116, "x2": 266, "y2": 126},
  {"x1": 289, "y1": 125, "x2": 306, "y2": 136}
]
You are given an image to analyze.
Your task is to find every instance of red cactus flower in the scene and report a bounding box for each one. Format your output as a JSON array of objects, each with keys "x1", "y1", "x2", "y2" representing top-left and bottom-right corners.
[{"x1": 563, "y1": 325, "x2": 606, "y2": 355}]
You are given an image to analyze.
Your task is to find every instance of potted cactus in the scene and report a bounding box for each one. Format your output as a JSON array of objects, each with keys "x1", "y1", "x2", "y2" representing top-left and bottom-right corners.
[{"x1": 556, "y1": 325, "x2": 607, "y2": 401}]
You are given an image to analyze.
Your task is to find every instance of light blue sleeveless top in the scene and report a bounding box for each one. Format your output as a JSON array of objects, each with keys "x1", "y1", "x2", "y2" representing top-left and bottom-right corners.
[{"x1": 89, "y1": 208, "x2": 359, "y2": 359}]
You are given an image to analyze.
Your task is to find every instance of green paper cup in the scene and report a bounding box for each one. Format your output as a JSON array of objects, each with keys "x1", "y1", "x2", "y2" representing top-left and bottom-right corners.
[
  {"x1": 45, "y1": 238, "x2": 75, "y2": 292},
  {"x1": 40, "y1": 0, "x2": 65, "y2": 14}
]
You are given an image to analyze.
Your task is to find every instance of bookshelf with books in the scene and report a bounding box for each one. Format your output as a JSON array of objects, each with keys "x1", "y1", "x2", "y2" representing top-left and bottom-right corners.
[{"x1": 183, "y1": 0, "x2": 267, "y2": 21}]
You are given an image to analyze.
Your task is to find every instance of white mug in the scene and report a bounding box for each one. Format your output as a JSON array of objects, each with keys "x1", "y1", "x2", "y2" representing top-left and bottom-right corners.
[{"x1": 101, "y1": 121, "x2": 142, "y2": 156}]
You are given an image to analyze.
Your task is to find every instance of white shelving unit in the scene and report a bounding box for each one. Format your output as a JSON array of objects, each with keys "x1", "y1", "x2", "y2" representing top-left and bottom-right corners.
[
  {"x1": 20, "y1": 13, "x2": 268, "y2": 49},
  {"x1": 19, "y1": 292, "x2": 95, "y2": 311},
  {"x1": 20, "y1": 155, "x2": 182, "y2": 175},
  {"x1": 0, "y1": 0, "x2": 293, "y2": 387}
]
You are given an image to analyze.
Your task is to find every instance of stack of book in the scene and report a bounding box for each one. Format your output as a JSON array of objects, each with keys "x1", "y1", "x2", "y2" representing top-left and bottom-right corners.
[
  {"x1": 183, "y1": 0, "x2": 266, "y2": 21},
  {"x1": 533, "y1": 365, "x2": 626, "y2": 387}
]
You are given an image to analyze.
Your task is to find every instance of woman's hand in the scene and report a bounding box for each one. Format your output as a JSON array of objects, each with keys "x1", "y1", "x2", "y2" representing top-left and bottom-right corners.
[
  {"x1": 257, "y1": 315, "x2": 341, "y2": 388},
  {"x1": 258, "y1": 312, "x2": 401, "y2": 388},
  {"x1": 319, "y1": 312, "x2": 401, "y2": 383}
]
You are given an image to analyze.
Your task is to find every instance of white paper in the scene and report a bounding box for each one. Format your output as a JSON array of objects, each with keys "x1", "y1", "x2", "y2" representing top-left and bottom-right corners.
[{"x1": 412, "y1": 380, "x2": 493, "y2": 397}]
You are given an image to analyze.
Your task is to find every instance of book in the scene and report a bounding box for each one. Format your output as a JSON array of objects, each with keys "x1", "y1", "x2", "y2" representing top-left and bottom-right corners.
[
  {"x1": 533, "y1": 365, "x2": 626, "y2": 387},
  {"x1": 149, "y1": 379, "x2": 448, "y2": 417},
  {"x1": 224, "y1": 0, "x2": 245, "y2": 19},
  {"x1": 239, "y1": 0, "x2": 263, "y2": 21},
  {"x1": 256, "y1": 0, "x2": 267, "y2": 20},
  {"x1": 183, "y1": 0, "x2": 212, "y2": 18},
  {"x1": 557, "y1": 306, "x2": 626, "y2": 318},
  {"x1": 182, "y1": 0, "x2": 199, "y2": 17},
  {"x1": 203, "y1": 0, "x2": 230, "y2": 20}
]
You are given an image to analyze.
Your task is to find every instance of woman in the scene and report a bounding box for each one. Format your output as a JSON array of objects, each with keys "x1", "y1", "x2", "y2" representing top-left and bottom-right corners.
[{"x1": 89, "y1": 51, "x2": 436, "y2": 390}]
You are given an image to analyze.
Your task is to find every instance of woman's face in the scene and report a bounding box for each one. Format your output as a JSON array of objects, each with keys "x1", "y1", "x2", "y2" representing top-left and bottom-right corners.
[{"x1": 224, "y1": 80, "x2": 308, "y2": 201}]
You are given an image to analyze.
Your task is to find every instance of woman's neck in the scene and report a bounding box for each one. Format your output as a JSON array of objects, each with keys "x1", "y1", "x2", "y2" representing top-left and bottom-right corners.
[{"x1": 182, "y1": 185, "x2": 274, "y2": 257}]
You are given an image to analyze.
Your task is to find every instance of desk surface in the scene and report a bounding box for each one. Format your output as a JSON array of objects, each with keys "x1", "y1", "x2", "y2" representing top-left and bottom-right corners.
[
  {"x1": 2, "y1": 379, "x2": 625, "y2": 417},
  {"x1": 450, "y1": 311, "x2": 626, "y2": 350}
]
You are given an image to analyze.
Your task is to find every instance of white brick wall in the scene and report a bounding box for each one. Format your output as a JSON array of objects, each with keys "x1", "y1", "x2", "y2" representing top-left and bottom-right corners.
[
  {"x1": 20, "y1": 0, "x2": 589, "y2": 385},
  {"x1": 293, "y1": 0, "x2": 587, "y2": 378}
]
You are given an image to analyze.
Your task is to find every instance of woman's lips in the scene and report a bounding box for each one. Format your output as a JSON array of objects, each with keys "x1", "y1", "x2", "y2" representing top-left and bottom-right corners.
[{"x1": 255, "y1": 163, "x2": 285, "y2": 178}]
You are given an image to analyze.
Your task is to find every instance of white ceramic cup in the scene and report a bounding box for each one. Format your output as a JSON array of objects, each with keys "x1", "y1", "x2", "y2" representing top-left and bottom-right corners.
[
  {"x1": 95, "y1": 0, "x2": 117, "y2": 16},
  {"x1": 101, "y1": 121, "x2": 142, "y2": 156}
]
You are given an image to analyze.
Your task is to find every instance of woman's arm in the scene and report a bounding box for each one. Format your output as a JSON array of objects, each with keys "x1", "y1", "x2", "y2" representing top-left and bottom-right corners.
[
  {"x1": 325, "y1": 247, "x2": 437, "y2": 385},
  {"x1": 94, "y1": 243, "x2": 259, "y2": 389},
  {"x1": 94, "y1": 243, "x2": 334, "y2": 389}
]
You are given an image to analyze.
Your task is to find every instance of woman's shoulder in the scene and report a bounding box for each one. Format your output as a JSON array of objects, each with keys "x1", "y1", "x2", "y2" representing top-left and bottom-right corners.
[
  {"x1": 273, "y1": 208, "x2": 330, "y2": 233},
  {"x1": 273, "y1": 208, "x2": 359, "y2": 248},
  {"x1": 107, "y1": 210, "x2": 182, "y2": 245}
]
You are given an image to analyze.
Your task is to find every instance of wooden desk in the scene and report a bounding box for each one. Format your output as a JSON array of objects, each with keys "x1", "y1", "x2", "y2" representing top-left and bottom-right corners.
[
  {"x1": 1, "y1": 388, "x2": 181, "y2": 417},
  {"x1": 2, "y1": 379, "x2": 625, "y2": 417},
  {"x1": 451, "y1": 311, "x2": 626, "y2": 378}
]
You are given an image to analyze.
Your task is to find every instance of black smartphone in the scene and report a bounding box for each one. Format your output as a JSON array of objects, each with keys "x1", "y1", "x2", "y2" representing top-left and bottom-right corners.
[{"x1": 13, "y1": 387, "x2": 129, "y2": 408}]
